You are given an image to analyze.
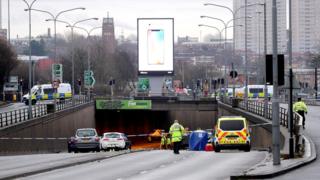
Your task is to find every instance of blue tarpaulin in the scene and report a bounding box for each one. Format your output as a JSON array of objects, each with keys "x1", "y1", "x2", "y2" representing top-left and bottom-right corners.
[{"x1": 188, "y1": 130, "x2": 208, "y2": 151}]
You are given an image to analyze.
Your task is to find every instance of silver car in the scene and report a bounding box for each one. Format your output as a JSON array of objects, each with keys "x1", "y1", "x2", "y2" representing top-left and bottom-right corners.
[{"x1": 68, "y1": 128, "x2": 100, "y2": 153}]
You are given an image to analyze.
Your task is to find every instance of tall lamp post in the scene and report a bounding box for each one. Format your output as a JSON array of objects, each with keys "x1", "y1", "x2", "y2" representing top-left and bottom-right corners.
[
  {"x1": 22, "y1": 0, "x2": 38, "y2": 119},
  {"x1": 204, "y1": 2, "x2": 263, "y2": 108},
  {"x1": 71, "y1": 25, "x2": 102, "y2": 101},
  {"x1": 48, "y1": 18, "x2": 98, "y2": 102},
  {"x1": 28, "y1": 7, "x2": 85, "y2": 62}
]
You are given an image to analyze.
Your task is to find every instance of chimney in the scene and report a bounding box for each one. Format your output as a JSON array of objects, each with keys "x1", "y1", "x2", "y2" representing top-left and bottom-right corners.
[{"x1": 48, "y1": 28, "x2": 51, "y2": 38}]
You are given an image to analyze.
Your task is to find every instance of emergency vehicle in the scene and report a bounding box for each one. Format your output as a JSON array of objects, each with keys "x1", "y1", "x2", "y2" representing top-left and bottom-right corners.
[
  {"x1": 23, "y1": 83, "x2": 72, "y2": 105},
  {"x1": 214, "y1": 116, "x2": 251, "y2": 152}
]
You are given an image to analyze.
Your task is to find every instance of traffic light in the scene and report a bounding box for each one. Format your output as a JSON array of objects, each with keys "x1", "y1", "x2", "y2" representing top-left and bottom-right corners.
[
  {"x1": 265, "y1": 54, "x2": 284, "y2": 86},
  {"x1": 78, "y1": 79, "x2": 81, "y2": 86},
  {"x1": 196, "y1": 79, "x2": 200, "y2": 88}
]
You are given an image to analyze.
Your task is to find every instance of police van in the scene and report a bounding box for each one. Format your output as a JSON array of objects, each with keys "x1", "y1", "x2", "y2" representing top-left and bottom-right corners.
[
  {"x1": 214, "y1": 116, "x2": 251, "y2": 152},
  {"x1": 23, "y1": 83, "x2": 72, "y2": 105}
]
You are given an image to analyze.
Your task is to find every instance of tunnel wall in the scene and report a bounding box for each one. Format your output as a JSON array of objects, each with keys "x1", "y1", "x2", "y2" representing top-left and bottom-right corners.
[{"x1": 0, "y1": 103, "x2": 95, "y2": 154}]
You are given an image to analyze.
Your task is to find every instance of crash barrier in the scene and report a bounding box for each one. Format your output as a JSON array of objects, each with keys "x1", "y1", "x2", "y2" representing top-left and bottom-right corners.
[
  {"x1": 224, "y1": 98, "x2": 304, "y2": 154},
  {"x1": 0, "y1": 96, "x2": 91, "y2": 129}
]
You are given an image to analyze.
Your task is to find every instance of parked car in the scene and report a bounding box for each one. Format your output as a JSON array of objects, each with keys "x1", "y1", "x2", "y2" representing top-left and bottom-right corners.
[
  {"x1": 213, "y1": 116, "x2": 251, "y2": 152},
  {"x1": 100, "y1": 132, "x2": 131, "y2": 151},
  {"x1": 68, "y1": 128, "x2": 100, "y2": 153}
]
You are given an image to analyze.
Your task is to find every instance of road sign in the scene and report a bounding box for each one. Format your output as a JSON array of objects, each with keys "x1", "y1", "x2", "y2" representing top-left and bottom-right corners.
[
  {"x1": 52, "y1": 64, "x2": 63, "y2": 82},
  {"x1": 84, "y1": 70, "x2": 95, "y2": 88}
]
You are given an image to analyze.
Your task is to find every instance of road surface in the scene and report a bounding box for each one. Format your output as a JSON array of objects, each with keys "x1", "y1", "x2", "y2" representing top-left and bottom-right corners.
[
  {"x1": 18, "y1": 150, "x2": 266, "y2": 180},
  {"x1": 269, "y1": 105, "x2": 320, "y2": 179}
]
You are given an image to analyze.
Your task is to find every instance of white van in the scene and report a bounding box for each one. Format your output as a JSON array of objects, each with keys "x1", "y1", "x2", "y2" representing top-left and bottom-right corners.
[{"x1": 23, "y1": 83, "x2": 72, "y2": 105}]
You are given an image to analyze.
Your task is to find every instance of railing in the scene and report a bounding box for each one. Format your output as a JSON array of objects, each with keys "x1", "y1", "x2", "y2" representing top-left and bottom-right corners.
[
  {"x1": 0, "y1": 96, "x2": 91, "y2": 129},
  {"x1": 225, "y1": 98, "x2": 300, "y2": 129}
]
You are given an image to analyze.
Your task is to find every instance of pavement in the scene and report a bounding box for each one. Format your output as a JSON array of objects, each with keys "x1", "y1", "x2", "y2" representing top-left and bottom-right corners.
[{"x1": 231, "y1": 133, "x2": 316, "y2": 179}]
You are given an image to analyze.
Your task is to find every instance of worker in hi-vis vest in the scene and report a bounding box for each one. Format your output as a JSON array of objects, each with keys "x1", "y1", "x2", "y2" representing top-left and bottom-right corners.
[
  {"x1": 293, "y1": 97, "x2": 308, "y2": 129},
  {"x1": 169, "y1": 120, "x2": 184, "y2": 154}
]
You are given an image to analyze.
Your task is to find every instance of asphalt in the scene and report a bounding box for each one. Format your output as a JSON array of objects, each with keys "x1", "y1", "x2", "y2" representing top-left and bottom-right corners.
[{"x1": 230, "y1": 134, "x2": 316, "y2": 179}]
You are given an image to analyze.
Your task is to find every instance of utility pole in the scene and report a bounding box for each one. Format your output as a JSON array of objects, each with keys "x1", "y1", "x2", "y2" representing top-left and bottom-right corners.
[
  {"x1": 263, "y1": 2, "x2": 268, "y2": 119},
  {"x1": 272, "y1": 0, "x2": 281, "y2": 165},
  {"x1": 244, "y1": 0, "x2": 248, "y2": 110}
]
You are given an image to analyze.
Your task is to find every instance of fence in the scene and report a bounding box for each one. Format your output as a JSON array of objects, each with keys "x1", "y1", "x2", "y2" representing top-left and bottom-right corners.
[
  {"x1": 0, "y1": 96, "x2": 91, "y2": 128},
  {"x1": 225, "y1": 98, "x2": 300, "y2": 129}
]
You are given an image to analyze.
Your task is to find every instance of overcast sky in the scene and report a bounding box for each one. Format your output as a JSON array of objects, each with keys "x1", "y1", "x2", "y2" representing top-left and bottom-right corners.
[{"x1": 1, "y1": 0, "x2": 234, "y2": 40}]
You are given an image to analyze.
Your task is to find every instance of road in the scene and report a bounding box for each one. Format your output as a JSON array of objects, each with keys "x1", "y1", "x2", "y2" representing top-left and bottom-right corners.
[
  {"x1": 268, "y1": 105, "x2": 320, "y2": 179},
  {"x1": 17, "y1": 150, "x2": 266, "y2": 180}
]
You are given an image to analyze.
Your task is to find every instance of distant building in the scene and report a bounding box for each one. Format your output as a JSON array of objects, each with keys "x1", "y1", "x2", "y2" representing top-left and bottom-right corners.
[
  {"x1": 102, "y1": 13, "x2": 116, "y2": 54},
  {"x1": 292, "y1": 0, "x2": 320, "y2": 53},
  {"x1": 177, "y1": 36, "x2": 199, "y2": 44},
  {"x1": 233, "y1": 0, "x2": 287, "y2": 54}
]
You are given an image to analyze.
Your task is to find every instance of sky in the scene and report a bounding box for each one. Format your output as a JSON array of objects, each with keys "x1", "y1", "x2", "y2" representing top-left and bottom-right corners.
[{"x1": 0, "y1": 0, "x2": 234, "y2": 40}]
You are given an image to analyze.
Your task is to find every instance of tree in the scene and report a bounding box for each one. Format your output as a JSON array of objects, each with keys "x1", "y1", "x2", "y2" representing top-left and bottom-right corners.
[
  {"x1": 0, "y1": 38, "x2": 18, "y2": 92},
  {"x1": 23, "y1": 39, "x2": 46, "y2": 56}
]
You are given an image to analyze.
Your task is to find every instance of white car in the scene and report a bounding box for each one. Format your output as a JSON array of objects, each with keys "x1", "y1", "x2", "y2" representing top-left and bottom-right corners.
[{"x1": 100, "y1": 132, "x2": 131, "y2": 151}]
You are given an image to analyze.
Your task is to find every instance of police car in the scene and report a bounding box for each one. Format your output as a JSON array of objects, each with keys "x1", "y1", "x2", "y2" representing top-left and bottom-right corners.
[{"x1": 214, "y1": 116, "x2": 251, "y2": 152}]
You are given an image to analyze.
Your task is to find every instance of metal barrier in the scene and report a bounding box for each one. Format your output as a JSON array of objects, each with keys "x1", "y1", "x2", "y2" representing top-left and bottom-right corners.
[
  {"x1": 225, "y1": 98, "x2": 299, "y2": 129},
  {"x1": 0, "y1": 96, "x2": 91, "y2": 128}
]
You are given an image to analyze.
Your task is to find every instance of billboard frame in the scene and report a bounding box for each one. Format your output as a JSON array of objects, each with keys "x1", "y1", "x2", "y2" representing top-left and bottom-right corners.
[{"x1": 137, "y1": 18, "x2": 174, "y2": 76}]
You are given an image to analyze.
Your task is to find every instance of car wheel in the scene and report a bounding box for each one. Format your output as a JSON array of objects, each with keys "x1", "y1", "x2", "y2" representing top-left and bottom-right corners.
[
  {"x1": 244, "y1": 145, "x2": 251, "y2": 152},
  {"x1": 96, "y1": 147, "x2": 100, "y2": 152},
  {"x1": 31, "y1": 99, "x2": 36, "y2": 105},
  {"x1": 214, "y1": 146, "x2": 221, "y2": 152}
]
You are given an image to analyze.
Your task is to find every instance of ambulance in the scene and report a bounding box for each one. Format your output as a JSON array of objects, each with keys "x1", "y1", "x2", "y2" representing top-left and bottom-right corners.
[{"x1": 214, "y1": 116, "x2": 251, "y2": 152}]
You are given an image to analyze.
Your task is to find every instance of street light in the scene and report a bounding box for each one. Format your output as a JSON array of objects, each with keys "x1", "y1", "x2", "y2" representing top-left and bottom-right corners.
[
  {"x1": 204, "y1": 2, "x2": 264, "y2": 108},
  {"x1": 198, "y1": 24, "x2": 222, "y2": 46},
  {"x1": 21, "y1": 0, "x2": 38, "y2": 120},
  {"x1": 27, "y1": 7, "x2": 85, "y2": 62},
  {"x1": 58, "y1": 18, "x2": 99, "y2": 102},
  {"x1": 71, "y1": 25, "x2": 102, "y2": 101}
]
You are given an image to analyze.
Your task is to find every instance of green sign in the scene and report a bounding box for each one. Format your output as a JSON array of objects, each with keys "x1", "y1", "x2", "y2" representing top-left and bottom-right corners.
[
  {"x1": 96, "y1": 100, "x2": 152, "y2": 110},
  {"x1": 138, "y1": 78, "x2": 150, "y2": 92},
  {"x1": 52, "y1": 64, "x2": 63, "y2": 82},
  {"x1": 84, "y1": 70, "x2": 95, "y2": 88}
]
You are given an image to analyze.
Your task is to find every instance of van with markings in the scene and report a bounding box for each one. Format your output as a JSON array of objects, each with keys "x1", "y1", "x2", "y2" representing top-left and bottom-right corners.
[
  {"x1": 213, "y1": 116, "x2": 251, "y2": 152},
  {"x1": 23, "y1": 83, "x2": 72, "y2": 105}
]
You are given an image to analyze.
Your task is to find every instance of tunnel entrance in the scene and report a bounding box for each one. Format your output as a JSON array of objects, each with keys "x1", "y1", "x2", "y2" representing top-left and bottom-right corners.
[{"x1": 95, "y1": 110, "x2": 171, "y2": 135}]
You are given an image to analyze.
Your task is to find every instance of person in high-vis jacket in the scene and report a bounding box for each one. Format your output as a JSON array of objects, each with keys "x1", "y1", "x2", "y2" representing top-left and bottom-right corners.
[
  {"x1": 293, "y1": 97, "x2": 308, "y2": 129},
  {"x1": 169, "y1": 120, "x2": 184, "y2": 154}
]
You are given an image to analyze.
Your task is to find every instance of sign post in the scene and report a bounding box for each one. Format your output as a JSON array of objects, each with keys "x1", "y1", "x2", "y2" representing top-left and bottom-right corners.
[
  {"x1": 52, "y1": 64, "x2": 63, "y2": 82},
  {"x1": 84, "y1": 70, "x2": 95, "y2": 101}
]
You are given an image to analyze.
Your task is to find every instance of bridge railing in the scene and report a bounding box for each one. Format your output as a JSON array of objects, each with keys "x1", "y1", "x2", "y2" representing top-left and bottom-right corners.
[
  {"x1": 0, "y1": 95, "x2": 91, "y2": 129},
  {"x1": 224, "y1": 98, "x2": 300, "y2": 129}
]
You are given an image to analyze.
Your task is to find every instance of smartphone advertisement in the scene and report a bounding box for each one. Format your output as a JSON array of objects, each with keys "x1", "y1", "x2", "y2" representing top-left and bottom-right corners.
[{"x1": 138, "y1": 18, "x2": 174, "y2": 75}]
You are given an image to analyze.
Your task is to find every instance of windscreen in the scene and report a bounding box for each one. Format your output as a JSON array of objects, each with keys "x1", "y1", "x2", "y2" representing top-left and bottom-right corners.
[
  {"x1": 76, "y1": 129, "x2": 96, "y2": 137},
  {"x1": 43, "y1": 88, "x2": 55, "y2": 94},
  {"x1": 105, "y1": 133, "x2": 120, "y2": 138},
  {"x1": 249, "y1": 88, "x2": 263, "y2": 94},
  {"x1": 220, "y1": 120, "x2": 244, "y2": 131}
]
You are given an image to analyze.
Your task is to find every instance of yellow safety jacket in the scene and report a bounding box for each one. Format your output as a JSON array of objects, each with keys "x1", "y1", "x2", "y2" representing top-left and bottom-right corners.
[
  {"x1": 169, "y1": 123, "x2": 184, "y2": 143},
  {"x1": 161, "y1": 136, "x2": 166, "y2": 145},
  {"x1": 293, "y1": 101, "x2": 308, "y2": 113}
]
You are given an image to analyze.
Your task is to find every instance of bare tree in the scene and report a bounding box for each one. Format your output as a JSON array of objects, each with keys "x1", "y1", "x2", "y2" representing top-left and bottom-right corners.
[{"x1": 0, "y1": 39, "x2": 18, "y2": 92}]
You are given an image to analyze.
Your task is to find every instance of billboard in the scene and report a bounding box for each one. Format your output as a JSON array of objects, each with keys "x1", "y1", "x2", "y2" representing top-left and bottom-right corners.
[{"x1": 138, "y1": 18, "x2": 174, "y2": 75}]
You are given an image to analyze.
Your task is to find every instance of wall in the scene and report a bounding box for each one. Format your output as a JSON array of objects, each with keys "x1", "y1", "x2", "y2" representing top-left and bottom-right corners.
[{"x1": 0, "y1": 103, "x2": 95, "y2": 154}]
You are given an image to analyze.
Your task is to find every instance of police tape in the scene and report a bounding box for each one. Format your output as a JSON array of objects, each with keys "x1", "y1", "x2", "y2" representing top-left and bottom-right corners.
[{"x1": 0, "y1": 130, "x2": 217, "y2": 140}]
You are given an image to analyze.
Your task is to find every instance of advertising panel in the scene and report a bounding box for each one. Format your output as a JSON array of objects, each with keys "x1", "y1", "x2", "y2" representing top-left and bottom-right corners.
[
  {"x1": 138, "y1": 18, "x2": 174, "y2": 75},
  {"x1": 96, "y1": 100, "x2": 152, "y2": 110}
]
